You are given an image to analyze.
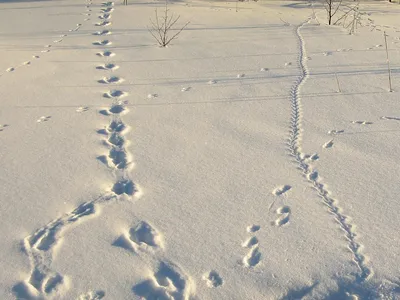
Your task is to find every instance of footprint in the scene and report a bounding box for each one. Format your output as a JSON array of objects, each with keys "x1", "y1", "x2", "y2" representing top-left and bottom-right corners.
[
  {"x1": 96, "y1": 51, "x2": 115, "y2": 57},
  {"x1": 6, "y1": 67, "x2": 15, "y2": 72},
  {"x1": 113, "y1": 221, "x2": 163, "y2": 252},
  {"x1": 53, "y1": 39, "x2": 63, "y2": 43},
  {"x1": 285, "y1": 62, "x2": 292, "y2": 66},
  {"x1": 93, "y1": 40, "x2": 112, "y2": 46},
  {"x1": 328, "y1": 129, "x2": 344, "y2": 135},
  {"x1": 76, "y1": 106, "x2": 89, "y2": 113},
  {"x1": 79, "y1": 290, "x2": 105, "y2": 300},
  {"x1": 208, "y1": 80, "x2": 217, "y2": 84},
  {"x1": 108, "y1": 132, "x2": 125, "y2": 147},
  {"x1": 99, "y1": 103, "x2": 126, "y2": 116},
  {"x1": 41, "y1": 49, "x2": 50, "y2": 53},
  {"x1": 37, "y1": 116, "x2": 51, "y2": 123},
  {"x1": 323, "y1": 139, "x2": 334, "y2": 149},
  {"x1": 102, "y1": 1, "x2": 114, "y2": 6},
  {"x1": 242, "y1": 236, "x2": 259, "y2": 248},
  {"x1": 99, "y1": 13, "x2": 111, "y2": 20},
  {"x1": 352, "y1": 121, "x2": 373, "y2": 125},
  {"x1": 323, "y1": 51, "x2": 332, "y2": 56},
  {"x1": 237, "y1": 73, "x2": 245, "y2": 78},
  {"x1": 33, "y1": 55, "x2": 40, "y2": 59},
  {"x1": 95, "y1": 21, "x2": 111, "y2": 27},
  {"x1": 103, "y1": 90, "x2": 128, "y2": 99},
  {"x1": 202, "y1": 271, "x2": 223, "y2": 288},
  {"x1": 307, "y1": 170, "x2": 319, "y2": 181},
  {"x1": 260, "y1": 67, "x2": 269, "y2": 72},
  {"x1": 96, "y1": 63, "x2": 119, "y2": 71},
  {"x1": 93, "y1": 30, "x2": 111, "y2": 35},
  {"x1": 101, "y1": 7, "x2": 114, "y2": 12},
  {"x1": 147, "y1": 93, "x2": 158, "y2": 99},
  {"x1": 23, "y1": 61, "x2": 31, "y2": 66},
  {"x1": 272, "y1": 185, "x2": 292, "y2": 196},
  {"x1": 0, "y1": 124, "x2": 9, "y2": 132},
  {"x1": 375, "y1": 44, "x2": 383, "y2": 48},
  {"x1": 133, "y1": 261, "x2": 194, "y2": 299},
  {"x1": 45, "y1": 45, "x2": 51, "y2": 48},
  {"x1": 246, "y1": 224, "x2": 260, "y2": 233},
  {"x1": 112, "y1": 179, "x2": 138, "y2": 196},
  {"x1": 181, "y1": 87, "x2": 191, "y2": 92},
  {"x1": 242, "y1": 246, "x2": 261, "y2": 268},
  {"x1": 273, "y1": 206, "x2": 291, "y2": 226},
  {"x1": 98, "y1": 76, "x2": 123, "y2": 84},
  {"x1": 302, "y1": 153, "x2": 319, "y2": 161},
  {"x1": 381, "y1": 116, "x2": 400, "y2": 121}
]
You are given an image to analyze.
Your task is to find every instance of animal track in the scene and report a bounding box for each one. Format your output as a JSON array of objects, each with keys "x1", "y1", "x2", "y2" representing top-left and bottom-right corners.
[
  {"x1": 93, "y1": 40, "x2": 112, "y2": 46},
  {"x1": 147, "y1": 93, "x2": 158, "y2": 98},
  {"x1": 13, "y1": 196, "x2": 115, "y2": 299},
  {"x1": 96, "y1": 63, "x2": 119, "y2": 71},
  {"x1": 202, "y1": 271, "x2": 223, "y2": 288},
  {"x1": 41, "y1": 49, "x2": 50, "y2": 53},
  {"x1": 208, "y1": 79, "x2": 217, "y2": 84},
  {"x1": 273, "y1": 206, "x2": 291, "y2": 226},
  {"x1": 133, "y1": 261, "x2": 194, "y2": 299},
  {"x1": 301, "y1": 153, "x2": 319, "y2": 161},
  {"x1": 352, "y1": 121, "x2": 373, "y2": 125},
  {"x1": 246, "y1": 224, "x2": 260, "y2": 233},
  {"x1": 181, "y1": 87, "x2": 191, "y2": 92},
  {"x1": 328, "y1": 129, "x2": 344, "y2": 135},
  {"x1": 101, "y1": 7, "x2": 114, "y2": 13},
  {"x1": 272, "y1": 185, "x2": 292, "y2": 196},
  {"x1": 114, "y1": 221, "x2": 163, "y2": 252},
  {"x1": 98, "y1": 76, "x2": 123, "y2": 84},
  {"x1": 96, "y1": 51, "x2": 115, "y2": 57},
  {"x1": 242, "y1": 236, "x2": 259, "y2": 248},
  {"x1": 6, "y1": 67, "x2": 15, "y2": 72},
  {"x1": 79, "y1": 290, "x2": 105, "y2": 300},
  {"x1": 76, "y1": 106, "x2": 89, "y2": 113},
  {"x1": 99, "y1": 13, "x2": 111, "y2": 20},
  {"x1": 381, "y1": 116, "x2": 400, "y2": 121},
  {"x1": 237, "y1": 73, "x2": 245, "y2": 78},
  {"x1": 37, "y1": 116, "x2": 51, "y2": 123},
  {"x1": 260, "y1": 67, "x2": 269, "y2": 72},
  {"x1": 323, "y1": 139, "x2": 334, "y2": 149},
  {"x1": 0, "y1": 124, "x2": 9, "y2": 132},
  {"x1": 112, "y1": 179, "x2": 138, "y2": 196},
  {"x1": 95, "y1": 21, "x2": 111, "y2": 27},
  {"x1": 93, "y1": 29, "x2": 111, "y2": 36},
  {"x1": 103, "y1": 90, "x2": 128, "y2": 99},
  {"x1": 242, "y1": 246, "x2": 261, "y2": 268}
]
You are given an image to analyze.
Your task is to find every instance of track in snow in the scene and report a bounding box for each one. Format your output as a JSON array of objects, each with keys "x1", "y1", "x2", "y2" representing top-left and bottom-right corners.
[{"x1": 288, "y1": 21, "x2": 372, "y2": 282}]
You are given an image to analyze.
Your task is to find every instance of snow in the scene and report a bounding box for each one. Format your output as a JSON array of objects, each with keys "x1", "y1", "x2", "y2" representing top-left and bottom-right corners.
[{"x1": 0, "y1": 0, "x2": 399, "y2": 299}]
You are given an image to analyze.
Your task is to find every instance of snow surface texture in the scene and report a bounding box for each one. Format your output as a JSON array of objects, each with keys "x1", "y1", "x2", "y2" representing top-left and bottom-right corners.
[{"x1": 0, "y1": 0, "x2": 399, "y2": 299}]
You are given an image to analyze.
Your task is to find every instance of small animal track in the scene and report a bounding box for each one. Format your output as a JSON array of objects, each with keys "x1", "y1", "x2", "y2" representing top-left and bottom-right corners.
[
  {"x1": 352, "y1": 121, "x2": 373, "y2": 125},
  {"x1": 272, "y1": 185, "x2": 292, "y2": 196},
  {"x1": 147, "y1": 93, "x2": 158, "y2": 98},
  {"x1": 133, "y1": 261, "x2": 194, "y2": 299},
  {"x1": 208, "y1": 80, "x2": 217, "y2": 84},
  {"x1": 112, "y1": 179, "x2": 138, "y2": 196},
  {"x1": 37, "y1": 116, "x2": 51, "y2": 123},
  {"x1": 246, "y1": 224, "x2": 260, "y2": 233},
  {"x1": 96, "y1": 51, "x2": 115, "y2": 57},
  {"x1": 237, "y1": 73, "x2": 245, "y2": 78},
  {"x1": 381, "y1": 116, "x2": 400, "y2": 121},
  {"x1": 93, "y1": 29, "x2": 111, "y2": 36},
  {"x1": 95, "y1": 21, "x2": 111, "y2": 27},
  {"x1": 323, "y1": 139, "x2": 334, "y2": 149},
  {"x1": 101, "y1": 7, "x2": 114, "y2": 13},
  {"x1": 273, "y1": 206, "x2": 291, "y2": 226},
  {"x1": 76, "y1": 106, "x2": 89, "y2": 113},
  {"x1": 98, "y1": 76, "x2": 123, "y2": 84},
  {"x1": 202, "y1": 271, "x2": 223, "y2": 288},
  {"x1": 242, "y1": 236, "x2": 259, "y2": 248},
  {"x1": 93, "y1": 40, "x2": 112, "y2": 46},
  {"x1": 181, "y1": 87, "x2": 191, "y2": 92},
  {"x1": 6, "y1": 67, "x2": 15, "y2": 72},
  {"x1": 96, "y1": 63, "x2": 119, "y2": 71},
  {"x1": 328, "y1": 129, "x2": 344, "y2": 135},
  {"x1": 79, "y1": 290, "x2": 105, "y2": 300},
  {"x1": 242, "y1": 245, "x2": 261, "y2": 268},
  {"x1": 99, "y1": 13, "x2": 111, "y2": 20},
  {"x1": 114, "y1": 221, "x2": 163, "y2": 252},
  {"x1": 103, "y1": 90, "x2": 128, "y2": 99},
  {"x1": 260, "y1": 67, "x2": 269, "y2": 72},
  {"x1": 0, "y1": 124, "x2": 9, "y2": 132}
]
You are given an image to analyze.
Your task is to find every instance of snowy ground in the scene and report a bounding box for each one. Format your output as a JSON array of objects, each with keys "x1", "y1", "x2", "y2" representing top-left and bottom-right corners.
[{"x1": 0, "y1": 0, "x2": 400, "y2": 299}]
